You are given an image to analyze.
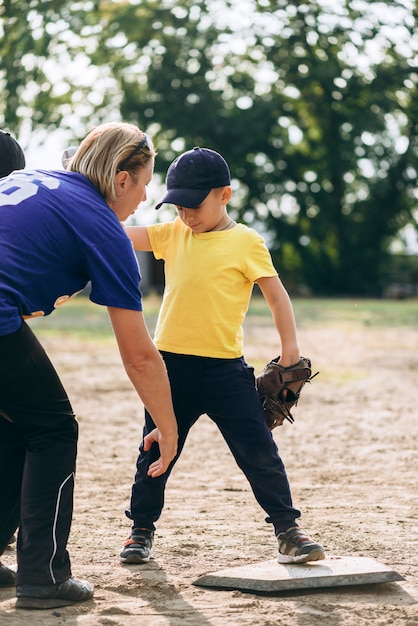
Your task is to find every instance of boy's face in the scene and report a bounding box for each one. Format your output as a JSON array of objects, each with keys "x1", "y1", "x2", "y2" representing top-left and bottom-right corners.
[{"x1": 175, "y1": 187, "x2": 232, "y2": 233}]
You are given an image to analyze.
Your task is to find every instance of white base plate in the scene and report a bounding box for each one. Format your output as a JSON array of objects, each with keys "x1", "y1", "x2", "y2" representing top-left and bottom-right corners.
[{"x1": 193, "y1": 555, "x2": 404, "y2": 593}]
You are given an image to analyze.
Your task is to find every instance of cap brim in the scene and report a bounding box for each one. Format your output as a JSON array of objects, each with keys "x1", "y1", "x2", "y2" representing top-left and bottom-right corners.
[{"x1": 155, "y1": 187, "x2": 210, "y2": 210}]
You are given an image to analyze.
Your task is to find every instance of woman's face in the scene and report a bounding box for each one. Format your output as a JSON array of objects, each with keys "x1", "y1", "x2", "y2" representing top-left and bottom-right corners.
[{"x1": 109, "y1": 157, "x2": 154, "y2": 222}]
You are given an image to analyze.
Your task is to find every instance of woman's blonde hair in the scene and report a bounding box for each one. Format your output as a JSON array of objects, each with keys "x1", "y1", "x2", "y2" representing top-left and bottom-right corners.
[{"x1": 68, "y1": 121, "x2": 156, "y2": 202}]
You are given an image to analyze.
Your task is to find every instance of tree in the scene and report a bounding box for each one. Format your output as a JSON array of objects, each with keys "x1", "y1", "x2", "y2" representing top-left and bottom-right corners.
[
  {"x1": 1, "y1": 0, "x2": 417, "y2": 295},
  {"x1": 245, "y1": 0, "x2": 418, "y2": 295},
  {"x1": 92, "y1": 0, "x2": 418, "y2": 294},
  {"x1": 0, "y1": 0, "x2": 118, "y2": 141}
]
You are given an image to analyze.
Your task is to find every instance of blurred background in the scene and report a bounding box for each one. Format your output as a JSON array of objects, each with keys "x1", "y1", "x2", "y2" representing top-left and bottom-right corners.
[{"x1": 1, "y1": 0, "x2": 417, "y2": 298}]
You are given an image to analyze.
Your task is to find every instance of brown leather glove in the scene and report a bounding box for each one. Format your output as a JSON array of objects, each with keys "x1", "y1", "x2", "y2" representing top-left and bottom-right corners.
[{"x1": 256, "y1": 356, "x2": 318, "y2": 429}]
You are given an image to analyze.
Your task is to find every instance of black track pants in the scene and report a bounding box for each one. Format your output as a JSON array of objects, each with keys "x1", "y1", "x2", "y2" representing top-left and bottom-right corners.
[
  {"x1": 127, "y1": 352, "x2": 301, "y2": 534},
  {"x1": 0, "y1": 322, "x2": 78, "y2": 585}
]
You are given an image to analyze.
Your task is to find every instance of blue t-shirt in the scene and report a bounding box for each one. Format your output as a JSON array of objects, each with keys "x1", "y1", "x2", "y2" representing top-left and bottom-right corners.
[{"x1": 0, "y1": 169, "x2": 142, "y2": 335}]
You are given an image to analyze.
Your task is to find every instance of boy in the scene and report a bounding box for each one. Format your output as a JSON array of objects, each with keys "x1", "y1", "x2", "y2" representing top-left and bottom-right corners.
[{"x1": 122, "y1": 147, "x2": 325, "y2": 565}]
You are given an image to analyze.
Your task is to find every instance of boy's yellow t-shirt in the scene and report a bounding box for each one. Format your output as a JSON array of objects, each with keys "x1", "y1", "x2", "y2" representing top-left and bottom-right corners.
[{"x1": 147, "y1": 217, "x2": 277, "y2": 358}]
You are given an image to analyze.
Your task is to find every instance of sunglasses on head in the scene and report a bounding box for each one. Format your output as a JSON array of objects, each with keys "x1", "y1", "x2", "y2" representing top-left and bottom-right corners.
[{"x1": 118, "y1": 133, "x2": 151, "y2": 171}]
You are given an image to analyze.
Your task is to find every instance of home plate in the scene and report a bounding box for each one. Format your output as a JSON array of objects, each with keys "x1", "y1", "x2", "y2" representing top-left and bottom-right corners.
[{"x1": 193, "y1": 556, "x2": 404, "y2": 593}]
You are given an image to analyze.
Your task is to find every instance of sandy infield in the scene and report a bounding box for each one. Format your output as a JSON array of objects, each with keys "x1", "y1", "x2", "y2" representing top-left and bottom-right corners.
[{"x1": 1, "y1": 315, "x2": 417, "y2": 624}]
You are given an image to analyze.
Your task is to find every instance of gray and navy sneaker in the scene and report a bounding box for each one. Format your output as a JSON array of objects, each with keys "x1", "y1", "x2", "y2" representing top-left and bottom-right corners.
[
  {"x1": 277, "y1": 527, "x2": 325, "y2": 564},
  {"x1": 120, "y1": 528, "x2": 154, "y2": 564}
]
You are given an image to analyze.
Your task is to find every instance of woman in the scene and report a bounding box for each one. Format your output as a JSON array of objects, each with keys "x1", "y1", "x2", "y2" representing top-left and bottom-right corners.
[{"x1": 0, "y1": 122, "x2": 178, "y2": 609}]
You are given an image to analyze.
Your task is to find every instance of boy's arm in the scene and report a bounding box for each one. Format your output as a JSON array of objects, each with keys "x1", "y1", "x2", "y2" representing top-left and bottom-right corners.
[
  {"x1": 125, "y1": 225, "x2": 153, "y2": 251},
  {"x1": 256, "y1": 275, "x2": 300, "y2": 368}
]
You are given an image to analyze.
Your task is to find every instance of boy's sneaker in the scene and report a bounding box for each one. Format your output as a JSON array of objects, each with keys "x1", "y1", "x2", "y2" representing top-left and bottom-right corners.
[
  {"x1": 277, "y1": 527, "x2": 325, "y2": 564},
  {"x1": 120, "y1": 528, "x2": 154, "y2": 564}
]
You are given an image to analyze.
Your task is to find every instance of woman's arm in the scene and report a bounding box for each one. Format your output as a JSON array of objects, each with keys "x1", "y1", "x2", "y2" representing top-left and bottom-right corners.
[
  {"x1": 256, "y1": 275, "x2": 300, "y2": 368},
  {"x1": 107, "y1": 306, "x2": 177, "y2": 477}
]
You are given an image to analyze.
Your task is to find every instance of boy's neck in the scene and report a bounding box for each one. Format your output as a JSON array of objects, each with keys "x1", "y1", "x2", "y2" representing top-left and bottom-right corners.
[{"x1": 210, "y1": 219, "x2": 236, "y2": 232}]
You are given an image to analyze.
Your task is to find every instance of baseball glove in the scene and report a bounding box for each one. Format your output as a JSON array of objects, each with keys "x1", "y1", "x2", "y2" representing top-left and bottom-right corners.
[{"x1": 256, "y1": 356, "x2": 318, "y2": 429}]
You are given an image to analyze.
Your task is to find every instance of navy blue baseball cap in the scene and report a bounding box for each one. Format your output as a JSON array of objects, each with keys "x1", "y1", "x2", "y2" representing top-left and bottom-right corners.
[
  {"x1": 0, "y1": 130, "x2": 25, "y2": 178},
  {"x1": 155, "y1": 147, "x2": 231, "y2": 209}
]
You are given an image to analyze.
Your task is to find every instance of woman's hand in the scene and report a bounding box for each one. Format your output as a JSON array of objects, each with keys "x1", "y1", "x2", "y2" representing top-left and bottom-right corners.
[{"x1": 144, "y1": 428, "x2": 178, "y2": 478}]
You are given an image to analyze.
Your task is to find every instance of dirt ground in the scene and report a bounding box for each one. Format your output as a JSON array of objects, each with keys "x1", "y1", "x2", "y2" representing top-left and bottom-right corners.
[{"x1": 1, "y1": 315, "x2": 417, "y2": 625}]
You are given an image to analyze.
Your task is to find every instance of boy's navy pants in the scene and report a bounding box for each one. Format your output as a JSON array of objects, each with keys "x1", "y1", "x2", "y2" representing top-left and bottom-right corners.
[
  {"x1": 0, "y1": 322, "x2": 77, "y2": 585},
  {"x1": 127, "y1": 352, "x2": 301, "y2": 535}
]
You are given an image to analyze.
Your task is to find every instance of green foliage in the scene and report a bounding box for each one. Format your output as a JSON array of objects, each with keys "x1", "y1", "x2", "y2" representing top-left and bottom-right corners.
[
  {"x1": 1, "y1": 0, "x2": 417, "y2": 295},
  {"x1": 240, "y1": 1, "x2": 418, "y2": 295},
  {"x1": 0, "y1": 0, "x2": 117, "y2": 136}
]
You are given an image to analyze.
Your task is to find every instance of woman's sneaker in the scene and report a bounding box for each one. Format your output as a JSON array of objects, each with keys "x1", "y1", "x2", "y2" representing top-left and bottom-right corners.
[
  {"x1": 0, "y1": 562, "x2": 16, "y2": 587},
  {"x1": 120, "y1": 528, "x2": 154, "y2": 564},
  {"x1": 16, "y1": 577, "x2": 93, "y2": 609},
  {"x1": 277, "y1": 527, "x2": 325, "y2": 564}
]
